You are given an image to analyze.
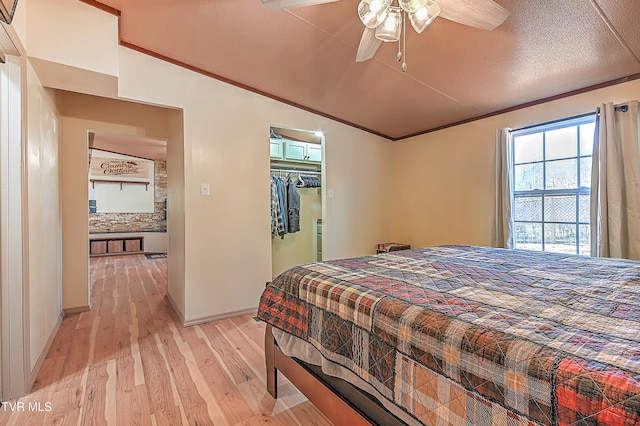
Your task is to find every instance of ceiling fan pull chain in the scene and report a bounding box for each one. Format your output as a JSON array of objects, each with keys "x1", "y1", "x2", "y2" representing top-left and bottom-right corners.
[{"x1": 402, "y1": 9, "x2": 407, "y2": 72}]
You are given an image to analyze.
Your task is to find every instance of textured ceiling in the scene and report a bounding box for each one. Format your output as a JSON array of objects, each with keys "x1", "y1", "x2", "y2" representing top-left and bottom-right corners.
[{"x1": 87, "y1": 0, "x2": 640, "y2": 140}]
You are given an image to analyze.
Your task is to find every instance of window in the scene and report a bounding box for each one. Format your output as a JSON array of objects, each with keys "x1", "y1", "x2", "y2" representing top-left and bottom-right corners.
[{"x1": 512, "y1": 116, "x2": 595, "y2": 255}]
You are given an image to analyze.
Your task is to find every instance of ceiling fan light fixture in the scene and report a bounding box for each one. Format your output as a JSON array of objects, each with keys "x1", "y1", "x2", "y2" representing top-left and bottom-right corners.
[
  {"x1": 409, "y1": 0, "x2": 440, "y2": 33},
  {"x1": 398, "y1": 0, "x2": 428, "y2": 14},
  {"x1": 358, "y1": 0, "x2": 392, "y2": 29},
  {"x1": 375, "y1": 6, "x2": 402, "y2": 42}
]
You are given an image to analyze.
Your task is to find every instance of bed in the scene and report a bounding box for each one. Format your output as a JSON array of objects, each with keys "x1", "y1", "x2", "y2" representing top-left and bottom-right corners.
[{"x1": 256, "y1": 245, "x2": 640, "y2": 426}]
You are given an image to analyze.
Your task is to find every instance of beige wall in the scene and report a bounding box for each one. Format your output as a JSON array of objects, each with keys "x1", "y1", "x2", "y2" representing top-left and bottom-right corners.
[
  {"x1": 59, "y1": 91, "x2": 175, "y2": 310},
  {"x1": 392, "y1": 79, "x2": 640, "y2": 249},
  {"x1": 166, "y1": 111, "x2": 186, "y2": 318},
  {"x1": 25, "y1": 60, "x2": 62, "y2": 370},
  {"x1": 24, "y1": 0, "x2": 119, "y2": 78}
]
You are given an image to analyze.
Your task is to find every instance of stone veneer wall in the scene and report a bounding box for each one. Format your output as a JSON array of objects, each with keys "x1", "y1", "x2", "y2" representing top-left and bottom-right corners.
[{"x1": 89, "y1": 160, "x2": 167, "y2": 233}]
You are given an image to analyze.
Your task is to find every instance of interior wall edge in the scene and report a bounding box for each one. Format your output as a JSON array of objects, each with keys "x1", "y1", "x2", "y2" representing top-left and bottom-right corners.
[{"x1": 27, "y1": 311, "x2": 63, "y2": 392}]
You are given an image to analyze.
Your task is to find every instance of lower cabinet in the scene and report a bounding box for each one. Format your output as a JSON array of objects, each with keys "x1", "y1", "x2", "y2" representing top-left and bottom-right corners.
[
  {"x1": 108, "y1": 239, "x2": 124, "y2": 253},
  {"x1": 90, "y1": 240, "x2": 107, "y2": 255},
  {"x1": 90, "y1": 236, "x2": 144, "y2": 256},
  {"x1": 125, "y1": 238, "x2": 141, "y2": 252}
]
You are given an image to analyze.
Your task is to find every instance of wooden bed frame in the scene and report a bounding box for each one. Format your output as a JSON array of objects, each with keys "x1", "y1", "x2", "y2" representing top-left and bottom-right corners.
[{"x1": 264, "y1": 324, "x2": 407, "y2": 426}]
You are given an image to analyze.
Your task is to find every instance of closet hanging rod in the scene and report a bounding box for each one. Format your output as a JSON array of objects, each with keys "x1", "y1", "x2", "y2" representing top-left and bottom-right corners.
[{"x1": 270, "y1": 168, "x2": 321, "y2": 175}]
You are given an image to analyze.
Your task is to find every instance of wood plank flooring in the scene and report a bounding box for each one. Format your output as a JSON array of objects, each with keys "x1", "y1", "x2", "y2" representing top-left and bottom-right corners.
[{"x1": 0, "y1": 254, "x2": 332, "y2": 425}]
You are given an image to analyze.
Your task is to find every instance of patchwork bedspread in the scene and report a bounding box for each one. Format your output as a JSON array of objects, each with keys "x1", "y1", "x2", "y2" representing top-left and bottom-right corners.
[{"x1": 257, "y1": 245, "x2": 640, "y2": 426}]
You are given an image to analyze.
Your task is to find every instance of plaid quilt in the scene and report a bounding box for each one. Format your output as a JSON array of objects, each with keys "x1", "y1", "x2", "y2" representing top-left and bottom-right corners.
[{"x1": 257, "y1": 245, "x2": 640, "y2": 426}]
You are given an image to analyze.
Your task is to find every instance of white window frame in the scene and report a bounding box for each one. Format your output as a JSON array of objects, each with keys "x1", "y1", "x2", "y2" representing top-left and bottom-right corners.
[{"x1": 512, "y1": 114, "x2": 595, "y2": 255}]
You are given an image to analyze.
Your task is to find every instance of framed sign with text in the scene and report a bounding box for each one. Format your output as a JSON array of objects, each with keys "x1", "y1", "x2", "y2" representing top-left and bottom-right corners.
[{"x1": 90, "y1": 157, "x2": 151, "y2": 182}]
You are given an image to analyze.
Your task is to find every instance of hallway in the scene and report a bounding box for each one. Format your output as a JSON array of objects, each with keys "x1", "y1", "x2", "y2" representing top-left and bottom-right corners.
[{"x1": 0, "y1": 254, "x2": 330, "y2": 425}]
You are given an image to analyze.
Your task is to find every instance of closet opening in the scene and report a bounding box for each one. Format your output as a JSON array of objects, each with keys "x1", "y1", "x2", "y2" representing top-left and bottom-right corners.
[{"x1": 269, "y1": 126, "x2": 324, "y2": 278}]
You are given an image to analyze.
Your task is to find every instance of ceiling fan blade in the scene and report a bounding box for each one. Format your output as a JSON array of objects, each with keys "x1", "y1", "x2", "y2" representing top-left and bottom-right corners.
[
  {"x1": 261, "y1": 0, "x2": 340, "y2": 10},
  {"x1": 356, "y1": 27, "x2": 382, "y2": 62},
  {"x1": 437, "y1": 0, "x2": 509, "y2": 31}
]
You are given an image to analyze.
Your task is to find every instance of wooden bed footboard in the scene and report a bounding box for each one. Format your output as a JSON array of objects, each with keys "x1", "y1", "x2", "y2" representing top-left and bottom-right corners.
[
  {"x1": 264, "y1": 324, "x2": 374, "y2": 426},
  {"x1": 265, "y1": 324, "x2": 278, "y2": 398}
]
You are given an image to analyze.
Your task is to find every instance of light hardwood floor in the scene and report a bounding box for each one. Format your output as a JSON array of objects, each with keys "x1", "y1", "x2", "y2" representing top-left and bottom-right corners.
[{"x1": 0, "y1": 254, "x2": 331, "y2": 425}]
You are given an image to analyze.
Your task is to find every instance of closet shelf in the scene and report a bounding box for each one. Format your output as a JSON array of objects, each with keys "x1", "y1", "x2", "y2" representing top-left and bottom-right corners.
[
  {"x1": 90, "y1": 179, "x2": 150, "y2": 191},
  {"x1": 270, "y1": 167, "x2": 321, "y2": 175}
]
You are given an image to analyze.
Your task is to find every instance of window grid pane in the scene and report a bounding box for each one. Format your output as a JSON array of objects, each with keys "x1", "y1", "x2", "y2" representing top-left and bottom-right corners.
[
  {"x1": 579, "y1": 224, "x2": 590, "y2": 255},
  {"x1": 580, "y1": 123, "x2": 595, "y2": 156},
  {"x1": 544, "y1": 195, "x2": 576, "y2": 223},
  {"x1": 580, "y1": 156, "x2": 592, "y2": 188},
  {"x1": 515, "y1": 163, "x2": 543, "y2": 191},
  {"x1": 578, "y1": 194, "x2": 590, "y2": 223},
  {"x1": 514, "y1": 133, "x2": 543, "y2": 164},
  {"x1": 545, "y1": 127, "x2": 577, "y2": 160},
  {"x1": 512, "y1": 116, "x2": 594, "y2": 255},
  {"x1": 545, "y1": 159, "x2": 578, "y2": 189},
  {"x1": 544, "y1": 223, "x2": 577, "y2": 254},
  {"x1": 515, "y1": 196, "x2": 542, "y2": 222},
  {"x1": 514, "y1": 222, "x2": 542, "y2": 251}
]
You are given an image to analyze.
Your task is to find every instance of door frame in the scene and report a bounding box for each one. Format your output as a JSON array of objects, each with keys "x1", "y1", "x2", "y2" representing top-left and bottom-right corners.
[{"x1": 0, "y1": 23, "x2": 28, "y2": 401}]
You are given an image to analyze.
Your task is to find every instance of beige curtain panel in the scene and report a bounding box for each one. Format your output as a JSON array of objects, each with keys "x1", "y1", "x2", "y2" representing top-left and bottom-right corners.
[
  {"x1": 591, "y1": 101, "x2": 640, "y2": 260},
  {"x1": 491, "y1": 127, "x2": 514, "y2": 249}
]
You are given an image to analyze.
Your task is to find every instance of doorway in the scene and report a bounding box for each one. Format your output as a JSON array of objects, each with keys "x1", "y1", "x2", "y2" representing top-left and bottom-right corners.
[
  {"x1": 87, "y1": 132, "x2": 168, "y2": 260},
  {"x1": 57, "y1": 90, "x2": 180, "y2": 315},
  {"x1": 269, "y1": 126, "x2": 324, "y2": 277}
]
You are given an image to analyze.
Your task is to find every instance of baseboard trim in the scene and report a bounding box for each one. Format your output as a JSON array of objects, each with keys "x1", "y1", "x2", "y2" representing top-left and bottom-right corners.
[
  {"x1": 63, "y1": 305, "x2": 91, "y2": 315},
  {"x1": 182, "y1": 307, "x2": 258, "y2": 327},
  {"x1": 28, "y1": 311, "x2": 64, "y2": 390},
  {"x1": 165, "y1": 292, "x2": 185, "y2": 325}
]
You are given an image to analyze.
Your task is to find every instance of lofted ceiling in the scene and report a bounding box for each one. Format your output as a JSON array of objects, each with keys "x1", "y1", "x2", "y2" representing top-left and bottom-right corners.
[{"x1": 88, "y1": 0, "x2": 640, "y2": 140}]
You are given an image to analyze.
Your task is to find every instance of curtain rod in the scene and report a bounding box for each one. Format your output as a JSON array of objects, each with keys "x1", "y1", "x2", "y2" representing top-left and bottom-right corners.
[
  {"x1": 595, "y1": 104, "x2": 628, "y2": 114},
  {"x1": 509, "y1": 112, "x2": 595, "y2": 133},
  {"x1": 510, "y1": 104, "x2": 629, "y2": 133}
]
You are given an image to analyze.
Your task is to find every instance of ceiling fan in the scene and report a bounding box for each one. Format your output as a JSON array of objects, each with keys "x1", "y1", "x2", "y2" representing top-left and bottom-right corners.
[{"x1": 262, "y1": 0, "x2": 509, "y2": 71}]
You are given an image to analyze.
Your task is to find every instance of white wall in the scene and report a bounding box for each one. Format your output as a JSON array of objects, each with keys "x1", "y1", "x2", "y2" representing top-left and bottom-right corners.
[
  {"x1": 392, "y1": 79, "x2": 640, "y2": 249},
  {"x1": 25, "y1": 60, "x2": 62, "y2": 371},
  {"x1": 90, "y1": 150, "x2": 156, "y2": 214}
]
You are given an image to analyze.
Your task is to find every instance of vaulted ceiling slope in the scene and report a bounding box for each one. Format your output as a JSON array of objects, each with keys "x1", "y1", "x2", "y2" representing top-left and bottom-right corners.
[{"x1": 86, "y1": 0, "x2": 640, "y2": 140}]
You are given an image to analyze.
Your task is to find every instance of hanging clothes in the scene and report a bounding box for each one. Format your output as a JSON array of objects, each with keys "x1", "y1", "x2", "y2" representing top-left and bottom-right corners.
[
  {"x1": 270, "y1": 173, "x2": 303, "y2": 238},
  {"x1": 297, "y1": 174, "x2": 321, "y2": 188},
  {"x1": 275, "y1": 176, "x2": 288, "y2": 236},
  {"x1": 271, "y1": 177, "x2": 285, "y2": 238},
  {"x1": 287, "y1": 177, "x2": 301, "y2": 233}
]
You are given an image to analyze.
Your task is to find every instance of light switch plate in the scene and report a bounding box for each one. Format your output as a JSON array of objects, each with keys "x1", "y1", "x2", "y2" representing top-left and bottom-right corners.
[{"x1": 200, "y1": 183, "x2": 210, "y2": 196}]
